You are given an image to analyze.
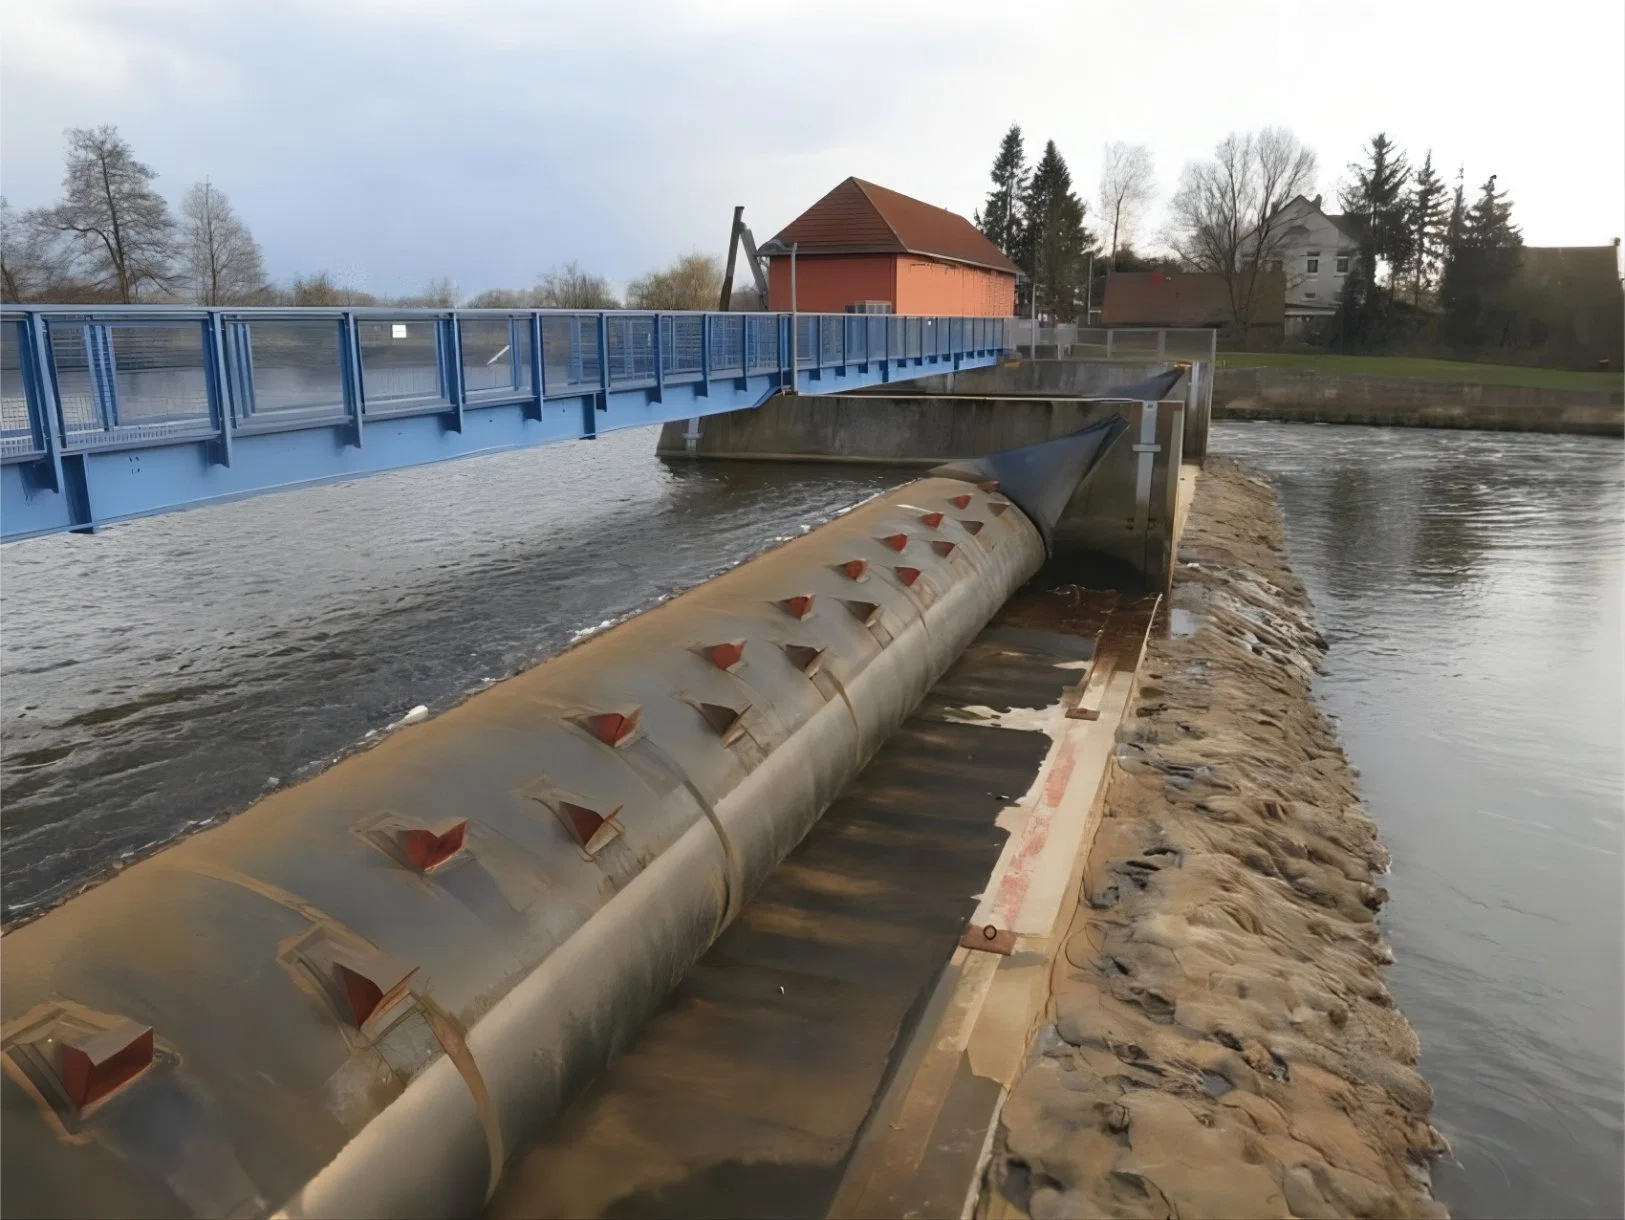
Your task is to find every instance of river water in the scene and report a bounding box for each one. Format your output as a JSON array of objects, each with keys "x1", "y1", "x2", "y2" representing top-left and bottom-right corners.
[
  {"x1": 0, "y1": 426, "x2": 899, "y2": 922},
  {"x1": 1215, "y1": 422, "x2": 1624, "y2": 1220},
  {"x1": 2, "y1": 418, "x2": 1620, "y2": 1217}
]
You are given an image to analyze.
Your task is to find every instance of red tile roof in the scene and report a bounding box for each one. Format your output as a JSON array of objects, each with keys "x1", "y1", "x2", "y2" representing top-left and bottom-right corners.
[
  {"x1": 1102, "y1": 271, "x2": 1283, "y2": 327},
  {"x1": 768, "y1": 178, "x2": 1021, "y2": 276}
]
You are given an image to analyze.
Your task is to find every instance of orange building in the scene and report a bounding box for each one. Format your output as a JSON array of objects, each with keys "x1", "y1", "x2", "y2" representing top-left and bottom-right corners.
[{"x1": 763, "y1": 178, "x2": 1019, "y2": 316}]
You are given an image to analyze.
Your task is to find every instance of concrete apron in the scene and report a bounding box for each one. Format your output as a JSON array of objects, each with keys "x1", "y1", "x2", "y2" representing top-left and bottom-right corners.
[
  {"x1": 828, "y1": 471, "x2": 1197, "y2": 1220},
  {"x1": 482, "y1": 580, "x2": 1163, "y2": 1219}
]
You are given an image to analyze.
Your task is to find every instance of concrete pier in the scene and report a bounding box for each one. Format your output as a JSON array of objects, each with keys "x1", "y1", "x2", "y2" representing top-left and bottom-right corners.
[{"x1": 657, "y1": 392, "x2": 1188, "y2": 592}]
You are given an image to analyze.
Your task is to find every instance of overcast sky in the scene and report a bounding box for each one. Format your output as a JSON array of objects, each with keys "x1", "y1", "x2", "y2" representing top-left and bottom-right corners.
[{"x1": 4, "y1": 0, "x2": 1620, "y2": 298}]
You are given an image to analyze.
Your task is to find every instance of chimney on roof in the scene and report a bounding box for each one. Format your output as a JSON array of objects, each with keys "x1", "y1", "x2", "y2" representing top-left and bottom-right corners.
[{"x1": 1312, "y1": 195, "x2": 1323, "y2": 210}]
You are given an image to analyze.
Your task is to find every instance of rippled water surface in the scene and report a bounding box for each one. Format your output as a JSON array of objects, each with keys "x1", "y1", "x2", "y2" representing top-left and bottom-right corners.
[
  {"x1": 1216, "y1": 422, "x2": 1624, "y2": 1220},
  {"x1": 0, "y1": 426, "x2": 901, "y2": 920}
]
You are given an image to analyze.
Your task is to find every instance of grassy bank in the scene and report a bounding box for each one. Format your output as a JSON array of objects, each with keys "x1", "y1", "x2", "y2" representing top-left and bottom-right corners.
[{"x1": 1217, "y1": 351, "x2": 1622, "y2": 393}]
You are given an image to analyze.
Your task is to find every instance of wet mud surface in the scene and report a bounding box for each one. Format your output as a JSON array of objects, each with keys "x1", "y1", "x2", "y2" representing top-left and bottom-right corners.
[{"x1": 984, "y1": 459, "x2": 1446, "y2": 1220}]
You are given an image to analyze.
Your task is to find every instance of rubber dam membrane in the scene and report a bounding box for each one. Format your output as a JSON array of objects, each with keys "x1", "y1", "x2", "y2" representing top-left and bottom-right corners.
[{"x1": 1, "y1": 431, "x2": 1154, "y2": 1218}]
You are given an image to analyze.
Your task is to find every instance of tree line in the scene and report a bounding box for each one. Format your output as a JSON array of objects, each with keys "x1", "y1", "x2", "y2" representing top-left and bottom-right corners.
[
  {"x1": 973, "y1": 118, "x2": 1542, "y2": 357},
  {"x1": 2, "y1": 126, "x2": 732, "y2": 311},
  {"x1": 1330, "y1": 132, "x2": 1524, "y2": 351},
  {"x1": 975, "y1": 125, "x2": 1142, "y2": 323}
]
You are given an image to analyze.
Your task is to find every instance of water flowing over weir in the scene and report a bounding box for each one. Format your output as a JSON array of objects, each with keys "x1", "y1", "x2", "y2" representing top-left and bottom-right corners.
[{"x1": 0, "y1": 423, "x2": 1123, "y2": 1218}]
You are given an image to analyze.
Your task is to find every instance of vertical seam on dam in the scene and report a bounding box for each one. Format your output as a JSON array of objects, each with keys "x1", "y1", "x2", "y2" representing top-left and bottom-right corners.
[
  {"x1": 638, "y1": 735, "x2": 740, "y2": 929},
  {"x1": 418, "y1": 998, "x2": 504, "y2": 1202}
]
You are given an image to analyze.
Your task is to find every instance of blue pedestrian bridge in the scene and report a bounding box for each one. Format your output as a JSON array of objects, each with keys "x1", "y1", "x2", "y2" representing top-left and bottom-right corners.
[{"x1": 0, "y1": 306, "x2": 1011, "y2": 542}]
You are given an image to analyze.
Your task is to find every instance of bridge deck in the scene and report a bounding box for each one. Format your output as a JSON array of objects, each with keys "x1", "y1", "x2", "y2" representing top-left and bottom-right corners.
[{"x1": 0, "y1": 307, "x2": 1010, "y2": 542}]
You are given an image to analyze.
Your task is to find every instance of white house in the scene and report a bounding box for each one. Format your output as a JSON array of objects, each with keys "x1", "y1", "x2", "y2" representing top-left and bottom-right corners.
[{"x1": 1264, "y1": 195, "x2": 1363, "y2": 336}]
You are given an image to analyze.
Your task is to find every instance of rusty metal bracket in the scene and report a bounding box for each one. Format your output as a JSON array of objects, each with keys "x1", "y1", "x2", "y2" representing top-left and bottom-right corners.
[{"x1": 960, "y1": 922, "x2": 1016, "y2": 955}]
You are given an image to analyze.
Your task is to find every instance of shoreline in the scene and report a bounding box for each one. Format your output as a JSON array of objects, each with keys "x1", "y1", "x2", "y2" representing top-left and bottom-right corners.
[
  {"x1": 980, "y1": 458, "x2": 1447, "y2": 1219},
  {"x1": 1212, "y1": 365, "x2": 1622, "y2": 436}
]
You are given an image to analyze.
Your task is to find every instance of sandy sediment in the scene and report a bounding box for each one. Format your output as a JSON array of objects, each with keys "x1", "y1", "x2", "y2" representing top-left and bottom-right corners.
[{"x1": 981, "y1": 458, "x2": 1447, "y2": 1220}]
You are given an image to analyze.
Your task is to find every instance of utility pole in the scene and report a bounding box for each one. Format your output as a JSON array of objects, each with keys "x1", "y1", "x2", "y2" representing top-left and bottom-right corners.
[
  {"x1": 788, "y1": 242, "x2": 799, "y2": 393},
  {"x1": 719, "y1": 205, "x2": 744, "y2": 312},
  {"x1": 718, "y1": 207, "x2": 772, "y2": 311},
  {"x1": 1083, "y1": 250, "x2": 1095, "y2": 325}
]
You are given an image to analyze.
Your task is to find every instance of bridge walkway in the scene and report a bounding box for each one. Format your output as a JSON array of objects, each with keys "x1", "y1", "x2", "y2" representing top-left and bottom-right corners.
[{"x1": 1, "y1": 306, "x2": 1009, "y2": 542}]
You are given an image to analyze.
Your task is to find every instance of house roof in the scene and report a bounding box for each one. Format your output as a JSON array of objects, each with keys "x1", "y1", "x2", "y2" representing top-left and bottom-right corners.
[
  {"x1": 1102, "y1": 270, "x2": 1284, "y2": 328},
  {"x1": 1327, "y1": 213, "x2": 1364, "y2": 243},
  {"x1": 1278, "y1": 194, "x2": 1364, "y2": 244},
  {"x1": 766, "y1": 178, "x2": 1022, "y2": 275},
  {"x1": 1517, "y1": 244, "x2": 1624, "y2": 288}
]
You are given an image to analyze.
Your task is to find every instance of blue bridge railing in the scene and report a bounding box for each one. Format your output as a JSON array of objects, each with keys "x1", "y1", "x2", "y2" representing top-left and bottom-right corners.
[{"x1": 0, "y1": 306, "x2": 1010, "y2": 541}]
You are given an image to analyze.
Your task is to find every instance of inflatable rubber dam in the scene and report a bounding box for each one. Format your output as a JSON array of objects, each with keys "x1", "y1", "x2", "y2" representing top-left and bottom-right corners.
[{"x1": 1, "y1": 420, "x2": 1133, "y2": 1218}]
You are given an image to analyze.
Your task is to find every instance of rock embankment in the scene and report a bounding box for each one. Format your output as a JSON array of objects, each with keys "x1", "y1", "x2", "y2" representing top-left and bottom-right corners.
[{"x1": 981, "y1": 458, "x2": 1447, "y2": 1219}]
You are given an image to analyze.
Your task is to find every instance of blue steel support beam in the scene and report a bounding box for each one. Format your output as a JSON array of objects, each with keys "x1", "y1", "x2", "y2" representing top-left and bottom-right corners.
[{"x1": 0, "y1": 306, "x2": 1010, "y2": 543}]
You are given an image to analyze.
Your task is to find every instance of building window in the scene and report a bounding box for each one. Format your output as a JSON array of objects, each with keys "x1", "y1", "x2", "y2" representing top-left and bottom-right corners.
[
  {"x1": 1305, "y1": 291, "x2": 1317, "y2": 299},
  {"x1": 1306, "y1": 251, "x2": 1320, "y2": 274},
  {"x1": 1335, "y1": 254, "x2": 1350, "y2": 274}
]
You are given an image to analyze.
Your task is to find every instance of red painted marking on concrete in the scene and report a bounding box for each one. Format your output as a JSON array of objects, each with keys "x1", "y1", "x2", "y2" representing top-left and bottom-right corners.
[
  {"x1": 987, "y1": 733, "x2": 1082, "y2": 926},
  {"x1": 1043, "y1": 740, "x2": 1080, "y2": 807}
]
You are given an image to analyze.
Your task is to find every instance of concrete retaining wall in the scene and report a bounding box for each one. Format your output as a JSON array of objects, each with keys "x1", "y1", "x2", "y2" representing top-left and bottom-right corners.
[
  {"x1": 656, "y1": 394, "x2": 1185, "y2": 591},
  {"x1": 868, "y1": 358, "x2": 1211, "y2": 464},
  {"x1": 879, "y1": 358, "x2": 1176, "y2": 399},
  {"x1": 1213, "y1": 366, "x2": 1624, "y2": 436}
]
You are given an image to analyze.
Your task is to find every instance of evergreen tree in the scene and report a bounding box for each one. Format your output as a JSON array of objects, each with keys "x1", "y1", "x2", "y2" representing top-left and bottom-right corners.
[
  {"x1": 1014, "y1": 141, "x2": 1094, "y2": 323},
  {"x1": 1440, "y1": 173, "x2": 1523, "y2": 349},
  {"x1": 1402, "y1": 151, "x2": 1449, "y2": 303},
  {"x1": 976, "y1": 125, "x2": 1028, "y2": 259},
  {"x1": 1339, "y1": 132, "x2": 1412, "y2": 287},
  {"x1": 1328, "y1": 244, "x2": 1373, "y2": 349},
  {"x1": 1441, "y1": 168, "x2": 1467, "y2": 267}
]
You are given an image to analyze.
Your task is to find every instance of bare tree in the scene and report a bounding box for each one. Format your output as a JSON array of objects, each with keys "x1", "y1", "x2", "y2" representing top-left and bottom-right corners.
[
  {"x1": 464, "y1": 288, "x2": 527, "y2": 309},
  {"x1": 182, "y1": 179, "x2": 267, "y2": 304},
  {"x1": 1167, "y1": 127, "x2": 1317, "y2": 341},
  {"x1": 394, "y1": 277, "x2": 459, "y2": 307},
  {"x1": 287, "y1": 272, "x2": 377, "y2": 306},
  {"x1": 626, "y1": 253, "x2": 721, "y2": 311},
  {"x1": 2, "y1": 198, "x2": 80, "y2": 302},
  {"x1": 532, "y1": 261, "x2": 619, "y2": 309},
  {"x1": 48, "y1": 126, "x2": 176, "y2": 302},
  {"x1": 1097, "y1": 142, "x2": 1156, "y2": 270}
]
